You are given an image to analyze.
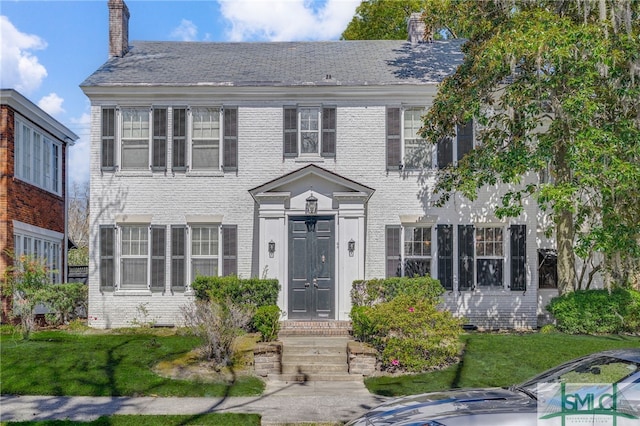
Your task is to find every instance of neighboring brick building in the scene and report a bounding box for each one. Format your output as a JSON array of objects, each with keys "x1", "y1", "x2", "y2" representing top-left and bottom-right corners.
[
  {"x1": 0, "y1": 89, "x2": 78, "y2": 322},
  {"x1": 81, "y1": 1, "x2": 557, "y2": 329}
]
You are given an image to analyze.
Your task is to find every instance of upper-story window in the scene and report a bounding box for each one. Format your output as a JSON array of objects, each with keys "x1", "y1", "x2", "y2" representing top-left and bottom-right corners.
[
  {"x1": 14, "y1": 116, "x2": 62, "y2": 195},
  {"x1": 283, "y1": 106, "x2": 336, "y2": 158},
  {"x1": 386, "y1": 106, "x2": 474, "y2": 170},
  {"x1": 101, "y1": 106, "x2": 237, "y2": 172}
]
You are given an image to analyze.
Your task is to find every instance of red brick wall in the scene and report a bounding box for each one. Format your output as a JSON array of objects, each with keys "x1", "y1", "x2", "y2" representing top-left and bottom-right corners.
[{"x1": 0, "y1": 104, "x2": 67, "y2": 280}]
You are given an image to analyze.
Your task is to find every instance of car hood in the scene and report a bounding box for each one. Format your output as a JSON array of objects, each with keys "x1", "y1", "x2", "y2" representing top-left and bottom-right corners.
[{"x1": 348, "y1": 387, "x2": 537, "y2": 425}]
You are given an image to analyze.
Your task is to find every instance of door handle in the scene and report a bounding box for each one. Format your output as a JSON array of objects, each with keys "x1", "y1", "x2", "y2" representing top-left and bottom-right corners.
[
  {"x1": 313, "y1": 278, "x2": 318, "y2": 288},
  {"x1": 305, "y1": 282, "x2": 310, "y2": 288}
]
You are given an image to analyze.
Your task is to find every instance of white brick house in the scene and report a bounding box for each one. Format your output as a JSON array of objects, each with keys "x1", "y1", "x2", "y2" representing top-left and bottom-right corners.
[{"x1": 81, "y1": 0, "x2": 556, "y2": 329}]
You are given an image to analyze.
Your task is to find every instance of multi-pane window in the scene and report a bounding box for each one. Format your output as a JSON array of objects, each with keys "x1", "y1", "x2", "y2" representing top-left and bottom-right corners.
[
  {"x1": 191, "y1": 226, "x2": 219, "y2": 279},
  {"x1": 403, "y1": 108, "x2": 430, "y2": 169},
  {"x1": 475, "y1": 227, "x2": 504, "y2": 288},
  {"x1": 283, "y1": 106, "x2": 336, "y2": 157},
  {"x1": 191, "y1": 107, "x2": 220, "y2": 170},
  {"x1": 14, "y1": 117, "x2": 62, "y2": 195},
  {"x1": 385, "y1": 225, "x2": 432, "y2": 278},
  {"x1": 14, "y1": 233, "x2": 61, "y2": 283},
  {"x1": 403, "y1": 226, "x2": 432, "y2": 277},
  {"x1": 120, "y1": 225, "x2": 148, "y2": 289},
  {"x1": 121, "y1": 108, "x2": 150, "y2": 170},
  {"x1": 101, "y1": 106, "x2": 236, "y2": 172}
]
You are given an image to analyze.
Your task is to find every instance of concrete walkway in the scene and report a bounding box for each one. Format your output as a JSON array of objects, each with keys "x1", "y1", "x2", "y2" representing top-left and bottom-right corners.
[{"x1": 1, "y1": 380, "x2": 389, "y2": 424}]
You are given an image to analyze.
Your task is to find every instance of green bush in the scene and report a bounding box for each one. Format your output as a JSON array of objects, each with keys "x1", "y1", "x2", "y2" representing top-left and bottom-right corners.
[
  {"x1": 252, "y1": 305, "x2": 281, "y2": 342},
  {"x1": 352, "y1": 294, "x2": 463, "y2": 373},
  {"x1": 547, "y1": 287, "x2": 640, "y2": 334},
  {"x1": 351, "y1": 277, "x2": 444, "y2": 307},
  {"x1": 191, "y1": 276, "x2": 279, "y2": 307},
  {"x1": 350, "y1": 305, "x2": 375, "y2": 342},
  {"x1": 42, "y1": 283, "x2": 88, "y2": 326}
]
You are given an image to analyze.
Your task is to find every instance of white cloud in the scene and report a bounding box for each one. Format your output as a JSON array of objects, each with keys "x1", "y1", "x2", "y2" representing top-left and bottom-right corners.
[
  {"x1": 0, "y1": 15, "x2": 48, "y2": 94},
  {"x1": 218, "y1": 0, "x2": 360, "y2": 42},
  {"x1": 38, "y1": 93, "x2": 65, "y2": 117},
  {"x1": 171, "y1": 19, "x2": 199, "y2": 41},
  {"x1": 68, "y1": 112, "x2": 91, "y2": 186}
]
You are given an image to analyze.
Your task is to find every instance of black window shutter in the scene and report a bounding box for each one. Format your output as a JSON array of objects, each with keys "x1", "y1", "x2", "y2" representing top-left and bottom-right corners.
[
  {"x1": 437, "y1": 224, "x2": 453, "y2": 290},
  {"x1": 457, "y1": 120, "x2": 474, "y2": 161},
  {"x1": 223, "y1": 107, "x2": 238, "y2": 171},
  {"x1": 386, "y1": 107, "x2": 401, "y2": 170},
  {"x1": 222, "y1": 225, "x2": 237, "y2": 276},
  {"x1": 510, "y1": 225, "x2": 527, "y2": 291},
  {"x1": 321, "y1": 107, "x2": 336, "y2": 157},
  {"x1": 152, "y1": 109, "x2": 167, "y2": 170},
  {"x1": 437, "y1": 137, "x2": 453, "y2": 168},
  {"x1": 458, "y1": 225, "x2": 474, "y2": 290},
  {"x1": 283, "y1": 107, "x2": 298, "y2": 157},
  {"x1": 150, "y1": 226, "x2": 166, "y2": 292},
  {"x1": 172, "y1": 108, "x2": 187, "y2": 170},
  {"x1": 101, "y1": 108, "x2": 116, "y2": 170},
  {"x1": 99, "y1": 226, "x2": 115, "y2": 290},
  {"x1": 385, "y1": 226, "x2": 401, "y2": 278},
  {"x1": 171, "y1": 226, "x2": 186, "y2": 292}
]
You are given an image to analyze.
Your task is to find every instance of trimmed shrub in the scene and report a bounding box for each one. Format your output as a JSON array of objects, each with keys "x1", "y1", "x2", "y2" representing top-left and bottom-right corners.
[
  {"x1": 547, "y1": 288, "x2": 640, "y2": 334},
  {"x1": 351, "y1": 277, "x2": 444, "y2": 307},
  {"x1": 252, "y1": 305, "x2": 281, "y2": 342},
  {"x1": 191, "y1": 276, "x2": 279, "y2": 307},
  {"x1": 41, "y1": 283, "x2": 88, "y2": 326},
  {"x1": 363, "y1": 294, "x2": 463, "y2": 372}
]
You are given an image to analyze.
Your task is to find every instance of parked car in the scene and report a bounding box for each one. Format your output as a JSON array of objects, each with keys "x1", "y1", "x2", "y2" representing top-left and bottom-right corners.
[{"x1": 347, "y1": 349, "x2": 640, "y2": 426}]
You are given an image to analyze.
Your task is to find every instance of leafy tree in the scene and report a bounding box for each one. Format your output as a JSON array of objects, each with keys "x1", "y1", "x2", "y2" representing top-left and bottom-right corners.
[
  {"x1": 341, "y1": 0, "x2": 424, "y2": 40},
  {"x1": 418, "y1": 0, "x2": 640, "y2": 294}
]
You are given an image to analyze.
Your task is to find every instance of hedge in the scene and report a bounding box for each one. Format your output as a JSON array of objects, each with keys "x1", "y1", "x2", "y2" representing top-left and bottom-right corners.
[{"x1": 191, "y1": 275, "x2": 279, "y2": 308}]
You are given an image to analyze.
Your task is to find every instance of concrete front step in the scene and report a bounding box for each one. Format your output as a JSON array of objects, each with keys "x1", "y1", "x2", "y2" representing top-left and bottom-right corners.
[
  {"x1": 268, "y1": 373, "x2": 364, "y2": 382},
  {"x1": 273, "y1": 335, "x2": 357, "y2": 382},
  {"x1": 279, "y1": 320, "x2": 352, "y2": 337}
]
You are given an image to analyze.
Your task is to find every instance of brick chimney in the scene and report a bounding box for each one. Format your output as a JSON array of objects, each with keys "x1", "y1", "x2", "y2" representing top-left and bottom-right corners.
[
  {"x1": 108, "y1": 0, "x2": 130, "y2": 57},
  {"x1": 407, "y1": 12, "x2": 429, "y2": 44}
]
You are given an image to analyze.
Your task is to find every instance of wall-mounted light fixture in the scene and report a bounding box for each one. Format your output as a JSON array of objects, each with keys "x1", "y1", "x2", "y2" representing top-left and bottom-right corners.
[
  {"x1": 268, "y1": 240, "x2": 276, "y2": 258},
  {"x1": 305, "y1": 194, "x2": 318, "y2": 215},
  {"x1": 348, "y1": 239, "x2": 356, "y2": 257}
]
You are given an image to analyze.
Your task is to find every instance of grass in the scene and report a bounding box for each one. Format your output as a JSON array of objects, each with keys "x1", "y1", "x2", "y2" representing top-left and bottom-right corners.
[
  {"x1": 3, "y1": 414, "x2": 261, "y2": 425},
  {"x1": 365, "y1": 332, "x2": 640, "y2": 396},
  {"x1": 0, "y1": 329, "x2": 265, "y2": 397}
]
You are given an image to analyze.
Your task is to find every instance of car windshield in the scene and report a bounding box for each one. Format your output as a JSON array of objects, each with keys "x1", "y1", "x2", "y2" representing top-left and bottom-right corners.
[{"x1": 517, "y1": 356, "x2": 640, "y2": 397}]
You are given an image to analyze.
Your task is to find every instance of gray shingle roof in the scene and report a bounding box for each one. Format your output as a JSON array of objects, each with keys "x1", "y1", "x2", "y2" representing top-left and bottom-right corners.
[{"x1": 81, "y1": 39, "x2": 465, "y2": 88}]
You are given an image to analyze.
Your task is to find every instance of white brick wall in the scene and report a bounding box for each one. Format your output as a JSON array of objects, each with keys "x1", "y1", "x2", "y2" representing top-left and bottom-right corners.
[{"x1": 88, "y1": 99, "x2": 542, "y2": 329}]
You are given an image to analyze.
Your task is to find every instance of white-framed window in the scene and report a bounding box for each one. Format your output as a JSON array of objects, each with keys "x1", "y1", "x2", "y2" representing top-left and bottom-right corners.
[
  {"x1": 14, "y1": 116, "x2": 62, "y2": 195},
  {"x1": 475, "y1": 226, "x2": 504, "y2": 288},
  {"x1": 190, "y1": 107, "x2": 221, "y2": 170},
  {"x1": 120, "y1": 107, "x2": 150, "y2": 170},
  {"x1": 283, "y1": 106, "x2": 336, "y2": 158},
  {"x1": 386, "y1": 225, "x2": 433, "y2": 278},
  {"x1": 101, "y1": 106, "x2": 237, "y2": 172},
  {"x1": 403, "y1": 107, "x2": 432, "y2": 169},
  {"x1": 190, "y1": 225, "x2": 219, "y2": 279},
  {"x1": 120, "y1": 225, "x2": 149, "y2": 289},
  {"x1": 13, "y1": 222, "x2": 63, "y2": 283}
]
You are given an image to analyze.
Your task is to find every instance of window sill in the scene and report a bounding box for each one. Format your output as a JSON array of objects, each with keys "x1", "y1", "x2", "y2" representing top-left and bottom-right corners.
[
  {"x1": 116, "y1": 170, "x2": 153, "y2": 178},
  {"x1": 186, "y1": 170, "x2": 224, "y2": 177},
  {"x1": 294, "y1": 157, "x2": 326, "y2": 163},
  {"x1": 114, "y1": 289, "x2": 152, "y2": 296}
]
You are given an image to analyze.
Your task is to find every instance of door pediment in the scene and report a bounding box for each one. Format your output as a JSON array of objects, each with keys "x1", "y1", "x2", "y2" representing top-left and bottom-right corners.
[{"x1": 249, "y1": 165, "x2": 375, "y2": 211}]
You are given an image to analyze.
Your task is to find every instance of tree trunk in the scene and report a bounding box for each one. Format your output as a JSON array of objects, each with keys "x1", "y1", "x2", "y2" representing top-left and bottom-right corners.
[{"x1": 555, "y1": 138, "x2": 576, "y2": 295}]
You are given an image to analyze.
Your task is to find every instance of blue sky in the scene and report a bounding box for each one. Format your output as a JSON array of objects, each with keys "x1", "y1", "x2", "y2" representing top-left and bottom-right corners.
[{"x1": 0, "y1": 0, "x2": 361, "y2": 185}]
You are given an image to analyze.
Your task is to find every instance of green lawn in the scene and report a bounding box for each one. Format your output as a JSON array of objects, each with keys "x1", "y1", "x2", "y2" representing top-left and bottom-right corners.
[
  {"x1": 4, "y1": 414, "x2": 260, "y2": 425},
  {"x1": 0, "y1": 330, "x2": 264, "y2": 397},
  {"x1": 365, "y1": 332, "x2": 640, "y2": 396}
]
